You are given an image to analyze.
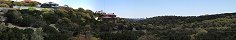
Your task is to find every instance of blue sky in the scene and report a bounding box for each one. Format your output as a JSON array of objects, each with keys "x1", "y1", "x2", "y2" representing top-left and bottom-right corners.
[{"x1": 26, "y1": 0, "x2": 236, "y2": 18}]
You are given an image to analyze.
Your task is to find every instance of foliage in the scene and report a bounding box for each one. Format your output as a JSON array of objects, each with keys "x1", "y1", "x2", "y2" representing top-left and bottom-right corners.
[
  {"x1": 0, "y1": 4, "x2": 9, "y2": 8},
  {"x1": 2, "y1": 4, "x2": 236, "y2": 40},
  {"x1": 4, "y1": 10, "x2": 23, "y2": 26}
]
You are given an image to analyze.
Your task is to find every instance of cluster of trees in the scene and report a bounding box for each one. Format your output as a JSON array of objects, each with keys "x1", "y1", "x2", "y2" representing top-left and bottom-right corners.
[
  {"x1": 0, "y1": 4, "x2": 99, "y2": 40},
  {"x1": 0, "y1": 1, "x2": 40, "y2": 8},
  {"x1": 136, "y1": 13, "x2": 236, "y2": 40},
  {"x1": 2, "y1": 8, "x2": 236, "y2": 40},
  {"x1": 1, "y1": 1, "x2": 236, "y2": 40},
  {"x1": 0, "y1": 23, "x2": 44, "y2": 40}
]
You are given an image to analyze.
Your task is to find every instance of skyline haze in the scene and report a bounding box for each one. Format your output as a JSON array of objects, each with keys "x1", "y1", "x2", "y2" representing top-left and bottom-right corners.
[{"x1": 14, "y1": 0, "x2": 236, "y2": 18}]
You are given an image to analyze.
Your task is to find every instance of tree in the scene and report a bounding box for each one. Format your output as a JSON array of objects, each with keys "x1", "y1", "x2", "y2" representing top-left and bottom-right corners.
[
  {"x1": 25, "y1": 1, "x2": 40, "y2": 7},
  {"x1": 4, "y1": 10, "x2": 23, "y2": 25},
  {"x1": 43, "y1": 11, "x2": 60, "y2": 24},
  {"x1": 77, "y1": 8, "x2": 85, "y2": 12},
  {"x1": 20, "y1": 15, "x2": 37, "y2": 27},
  {"x1": 13, "y1": 2, "x2": 25, "y2": 6},
  {"x1": 42, "y1": 26, "x2": 70, "y2": 40},
  {"x1": 55, "y1": 17, "x2": 80, "y2": 31},
  {"x1": 0, "y1": 4, "x2": 9, "y2": 8},
  {"x1": 23, "y1": 28, "x2": 34, "y2": 40},
  {"x1": 138, "y1": 35, "x2": 159, "y2": 40}
]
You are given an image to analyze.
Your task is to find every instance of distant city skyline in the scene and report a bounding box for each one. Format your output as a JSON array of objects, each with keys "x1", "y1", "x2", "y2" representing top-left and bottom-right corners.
[{"x1": 13, "y1": 0, "x2": 236, "y2": 18}]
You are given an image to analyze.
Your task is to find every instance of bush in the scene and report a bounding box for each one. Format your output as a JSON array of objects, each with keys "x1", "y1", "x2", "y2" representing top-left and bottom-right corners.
[{"x1": 0, "y1": 4, "x2": 9, "y2": 8}]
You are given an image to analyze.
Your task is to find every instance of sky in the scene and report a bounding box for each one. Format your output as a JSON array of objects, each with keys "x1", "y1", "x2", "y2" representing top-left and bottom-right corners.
[{"x1": 14, "y1": 0, "x2": 236, "y2": 18}]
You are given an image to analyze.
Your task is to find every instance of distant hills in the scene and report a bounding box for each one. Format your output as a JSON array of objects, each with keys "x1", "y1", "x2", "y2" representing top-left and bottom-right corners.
[
  {"x1": 139, "y1": 12, "x2": 236, "y2": 25},
  {"x1": 1, "y1": 1, "x2": 236, "y2": 40},
  {"x1": 122, "y1": 18, "x2": 145, "y2": 22}
]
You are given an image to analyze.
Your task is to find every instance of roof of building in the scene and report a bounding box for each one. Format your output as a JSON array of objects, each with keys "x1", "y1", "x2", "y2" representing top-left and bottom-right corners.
[
  {"x1": 101, "y1": 13, "x2": 116, "y2": 16},
  {"x1": 43, "y1": 2, "x2": 58, "y2": 4}
]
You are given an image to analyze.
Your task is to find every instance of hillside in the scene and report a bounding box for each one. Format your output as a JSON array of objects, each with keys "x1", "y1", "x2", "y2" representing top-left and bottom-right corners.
[
  {"x1": 1, "y1": 8, "x2": 236, "y2": 40},
  {"x1": 1, "y1": 1, "x2": 236, "y2": 40},
  {"x1": 140, "y1": 13, "x2": 236, "y2": 26},
  {"x1": 137, "y1": 13, "x2": 236, "y2": 40}
]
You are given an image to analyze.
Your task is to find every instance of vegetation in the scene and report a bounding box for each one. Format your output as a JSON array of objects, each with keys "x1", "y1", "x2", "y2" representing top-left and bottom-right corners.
[
  {"x1": 0, "y1": 4, "x2": 9, "y2": 8},
  {"x1": 1, "y1": 1, "x2": 236, "y2": 40}
]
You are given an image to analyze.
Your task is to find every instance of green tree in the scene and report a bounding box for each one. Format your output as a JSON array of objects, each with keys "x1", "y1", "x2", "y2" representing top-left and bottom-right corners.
[
  {"x1": 4, "y1": 10, "x2": 23, "y2": 25},
  {"x1": 25, "y1": 1, "x2": 40, "y2": 7},
  {"x1": 0, "y1": 4, "x2": 9, "y2": 8},
  {"x1": 43, "y1": 11, "x2": 60, "y2": 24}
]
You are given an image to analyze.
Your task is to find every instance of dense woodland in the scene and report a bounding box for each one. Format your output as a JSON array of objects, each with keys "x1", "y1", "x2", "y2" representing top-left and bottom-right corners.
[{"x1": 1, "y1": 1, "x2": 236, "y2": 40}]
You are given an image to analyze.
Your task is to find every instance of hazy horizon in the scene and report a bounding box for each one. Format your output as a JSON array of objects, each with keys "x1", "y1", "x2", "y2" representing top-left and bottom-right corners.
[{"x1": 14, "y1": 0, "x2": 236, "y2": 18}]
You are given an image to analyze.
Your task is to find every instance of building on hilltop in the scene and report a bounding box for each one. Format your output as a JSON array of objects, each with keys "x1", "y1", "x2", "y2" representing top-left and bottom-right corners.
[
  {"x1": 40, "y1": 2, "x2": 59, "y2": 8},
  {"x1": 10, "y1": 1, "x2": 57, "y2": 11},
  {"x1": 100, "y1": 13, "x2": 116, "y2": 19},
  {"x1": 95, "y1": 10, "x2": 117, "y2": 21}
]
